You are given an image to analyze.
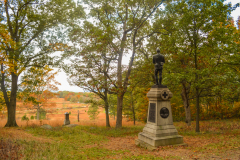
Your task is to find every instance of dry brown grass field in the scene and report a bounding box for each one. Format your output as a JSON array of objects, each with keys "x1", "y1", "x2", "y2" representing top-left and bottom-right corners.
[{"x1": 0, "y1": 98, "x2": 144, "y2": 127}]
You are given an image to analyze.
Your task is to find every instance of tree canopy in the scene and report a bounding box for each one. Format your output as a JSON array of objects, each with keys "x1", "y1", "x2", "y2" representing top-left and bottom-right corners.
[{"x1": 0, "y1": 0, "x2": 84, "y2": 127}]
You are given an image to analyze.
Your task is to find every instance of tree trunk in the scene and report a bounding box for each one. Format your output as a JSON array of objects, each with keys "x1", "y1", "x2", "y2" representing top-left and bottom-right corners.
[
  {"x1": 116, "y1": 48, "x2": 123, "y2": 128},
  {"x1": 37, "y1": 106, "x2": 40, "y2": 120},
  {"x1": 104, "y1": 97, "x2": 110, "y2": 127},
  {"x1": 192, "y1": 9, "x2": 200, "y2": 132},
  {"x1": 103, "y1": 56, "x2": 110, "y2": 127},
  {"x1": 5, "y1": 101, "x2": 18, "y2": 127},
  {"x1": 131, "y1": 92, "x2": 135, "y2": 125},
  {"x1": 181, "y1": 82, "x2": 191, "y2": 126},
  {"x1": 132, "y1": 106, "x2": 135, "y2": 125},
  {"x1": 116, "y1": 95, "x2": 123, "y2": 128},
  {"x1": 5, "y1": 73, "x2": 18, "y2": 127},
  {"x1": 105, "y1": 102, "x2": 111, "y2": 127},
  {"x1": 195, "y1": 88, "x2": 200, "y2": 132},
  {"x1": 206, "y1": 102, "x2": 209, "y2": 116},
  {"x1": 219, "y1": 96, "x2": 223, "y2": 119}
]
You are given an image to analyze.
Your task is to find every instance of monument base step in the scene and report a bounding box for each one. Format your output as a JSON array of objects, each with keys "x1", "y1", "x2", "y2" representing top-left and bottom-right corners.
[
  {"x1": 138, "y1": 132, "x2": 184, "y2": 147},
  {"x1": 135, "y1": 138, "x2": 187, "y2": 151},
  {"x1": 135, "y1": 139, "x2": 157, "y2": 151}
]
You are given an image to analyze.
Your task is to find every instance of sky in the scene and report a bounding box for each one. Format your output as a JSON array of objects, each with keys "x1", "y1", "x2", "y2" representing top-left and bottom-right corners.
[{"x1": 54, "y1": 0, "x2": 240, "y2": 92}]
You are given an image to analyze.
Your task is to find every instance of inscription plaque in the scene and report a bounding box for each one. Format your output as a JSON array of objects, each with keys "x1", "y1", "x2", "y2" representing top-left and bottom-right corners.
[
  {"x1": 148, "y1": 103, "x2": 156, "y2": 123},
  {"x1": 160, "y1": 107, "x2": 169, "y2": 118}
]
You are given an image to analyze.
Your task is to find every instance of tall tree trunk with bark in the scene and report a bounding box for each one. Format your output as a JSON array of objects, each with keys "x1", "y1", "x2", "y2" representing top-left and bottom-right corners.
[
  {"x1": 131, "y1": 91, "x2": 135, "y2": 125},
  {"x1": 104, "y1": 96, "x2": 110, "y2": 127},
  {"x1": 195, "y1": 88, "x2": 200, "y2": 132},
  {"x1": 104, "y1": 102, "x2": 110, "y2": 127},
  {"x1": 181, "y1": 82, "x2": 191, "y2": 126},
  {"x1": 5, "y1": 73, "x2": 18, "y2": 127},
  {"x1": 132, "y1": 105, "x2": 135, "y2": 126},
  {"x1": 193, "y1": 11, "x2": 200, "y2": 132},
  {"x1": 116, "y1": 95, "x2": 124, "y2": 128},
  {"x1": 103, "y1": 57, "x2": 110, "y2": 127},
  {"x1": 116, "y1": 46, "x2": 124, "y2": 128}
]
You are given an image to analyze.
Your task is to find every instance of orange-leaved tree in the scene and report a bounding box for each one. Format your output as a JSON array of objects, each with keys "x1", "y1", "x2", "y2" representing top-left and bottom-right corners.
[
  {"x1": 0, "y1": 0, "x2": 84, "y2": 127},
  {"x1": 0, "y1": 20, "x2": 16, "y2": 113},
  {"x1": 19, "y1": 66, "x2": 60, "y2": 120}
]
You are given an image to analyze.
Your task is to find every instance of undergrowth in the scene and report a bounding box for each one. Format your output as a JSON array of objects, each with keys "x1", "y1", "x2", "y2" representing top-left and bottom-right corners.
[{"x1": 0, "y1": 139, "x2": 22, "y2": 160}]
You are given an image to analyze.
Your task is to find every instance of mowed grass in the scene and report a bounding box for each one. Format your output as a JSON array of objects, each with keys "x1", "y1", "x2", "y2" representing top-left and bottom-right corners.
[
  {"x1": 18, "y1": 126, "x2": 126, "y2": 159},
  {"x1": 0, "y1": 125, "x2": 142, "y2": 160},
  {"x1": 1, "y1": 119, "x2": 240, "y2": 160}
]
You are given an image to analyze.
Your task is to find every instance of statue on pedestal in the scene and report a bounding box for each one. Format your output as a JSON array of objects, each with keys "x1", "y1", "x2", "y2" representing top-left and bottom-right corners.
[
  {"x1": 153, "y1": 48, "x2": 165, "y2": 85},
  {"x1": 135, "y1": 47, "x2": 185, "y2": 150}
]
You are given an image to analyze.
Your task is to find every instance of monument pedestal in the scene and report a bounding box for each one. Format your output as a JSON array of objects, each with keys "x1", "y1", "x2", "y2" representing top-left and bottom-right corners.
[{"x1": 136, "y1": 85, "x2": 184, "y2": 150}]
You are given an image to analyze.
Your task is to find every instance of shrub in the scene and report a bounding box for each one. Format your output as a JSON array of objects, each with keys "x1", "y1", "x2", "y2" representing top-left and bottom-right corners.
[
  {"x1": 87, "y1": 100, "x2": 100, "y2": 120},
  {"x1": 21, "y1": 114, "x2": 29, "y2": 121}
]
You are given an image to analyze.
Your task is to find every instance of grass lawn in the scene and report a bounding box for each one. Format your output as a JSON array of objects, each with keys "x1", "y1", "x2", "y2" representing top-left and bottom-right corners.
[{"x1": 0, "y1": 119, "x2": 240, "y2": 160}]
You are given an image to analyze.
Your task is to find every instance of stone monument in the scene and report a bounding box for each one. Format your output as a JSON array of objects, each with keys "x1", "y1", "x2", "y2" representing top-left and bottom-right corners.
[
  {"x1": 64, "y1": 112, "x2": 70, "y2": 125},
  {"x1": 135, "y1": 48, "x2": 184, "y2": 150}
]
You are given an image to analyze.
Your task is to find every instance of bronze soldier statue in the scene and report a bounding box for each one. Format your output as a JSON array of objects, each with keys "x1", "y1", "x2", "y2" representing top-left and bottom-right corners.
[{"x1": 153, "y1": 48, "x2": 165, "y2": 85}]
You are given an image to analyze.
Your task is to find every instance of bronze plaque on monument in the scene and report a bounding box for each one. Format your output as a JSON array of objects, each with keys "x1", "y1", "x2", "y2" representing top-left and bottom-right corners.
[
  {"x1": 160, "y1": 107, "x2": 169, "y2": 118},
  {"x1": 148, "y1": 103, "x2": 156, "y2": 123}
]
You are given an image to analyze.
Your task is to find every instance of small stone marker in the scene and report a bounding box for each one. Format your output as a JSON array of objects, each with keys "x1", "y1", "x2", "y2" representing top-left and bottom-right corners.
[{"x1": 64, "y1": 112, "x2": 70, "y2": 125}]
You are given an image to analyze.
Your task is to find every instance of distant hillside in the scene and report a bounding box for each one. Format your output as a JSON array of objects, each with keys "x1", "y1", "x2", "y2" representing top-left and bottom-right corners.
[{"x1": 57, "y1": 91, "x2": 99, "y2": 103}]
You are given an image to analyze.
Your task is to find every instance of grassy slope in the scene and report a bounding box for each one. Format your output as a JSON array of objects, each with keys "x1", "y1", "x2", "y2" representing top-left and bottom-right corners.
[{"x1": 1, "y1": 119, "x2": 240, "y2": 160}]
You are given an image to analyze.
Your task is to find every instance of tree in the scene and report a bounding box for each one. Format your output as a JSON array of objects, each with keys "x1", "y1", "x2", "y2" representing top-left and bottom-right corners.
[
  {"x1": 0, "y1": 17, "x2": 15, "y2": 113},
  {"x1": 63, "y1": 25, "x2": 116, "y2": 127},
  {"x1": 123, "y1": 58, "x2": 154, "y2": 125},
  {"x1": 19, "y1": 65, "x2": 59, "y2": 120},
  {"x1": 67, "y1": 0, "x2": 167, "y2": 128},
  {"x1": 151, "y1": 0, "x2": 238, "y2": 132},
  {"x1": 87, "y1": 99, "x2": 101, "y2": 120},
  {"x1": 108, "y1": 93, "x2": 117, "y2": 120},
  {"x1": 0, "y1": 0, "x2": 84, "y2": 127}
]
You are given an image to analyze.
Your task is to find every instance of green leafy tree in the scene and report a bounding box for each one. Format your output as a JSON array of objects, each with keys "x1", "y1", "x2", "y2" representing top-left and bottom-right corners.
[
  {"x1": 108, "y1": 94, "x2": 117, "y2": 120},
  {"x1": 151, "y1": 0, "x2": 239, "y2": 132},
  {"x1": 123, "y1": 62, "x2": 153, "y2": 125},
  {"x1": 70, "y1": 96, "x2": 78, "y2": 103},
  {"x1": 66, "y1": 0, "x2": 168, "y2": 128},
  {"x1": 19, "y1": 65, "x2": 59, "y2": 120},
  {"x1": 63, "y1": 33, "x2": 115, "y2": 127},
  {"x1": 87, "y1": 99, "x2": 101, "y2": 120},
  {"x1": 0, "y1": 0, "x2": 84, "y2": 127}
]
